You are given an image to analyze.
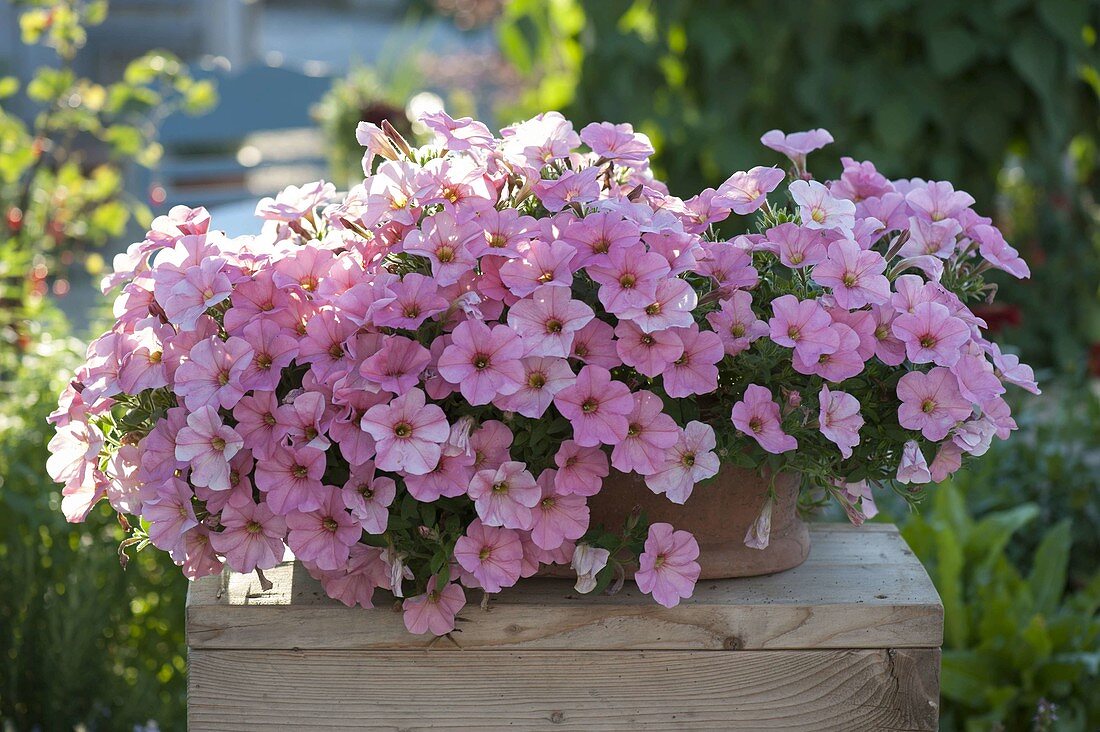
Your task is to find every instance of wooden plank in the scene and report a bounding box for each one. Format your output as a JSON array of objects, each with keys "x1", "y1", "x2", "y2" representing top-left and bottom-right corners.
[
  {"x1": 187, "y1": 648, "x2": 941, "y2": 731},
  {"x1": 186, "y1": 524, "x2": 943, "y2": 651}
]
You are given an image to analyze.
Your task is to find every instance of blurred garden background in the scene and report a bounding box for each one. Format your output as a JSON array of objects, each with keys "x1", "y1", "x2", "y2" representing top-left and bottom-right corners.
[{"x1": 2, "y1": 0, "x2": 1099, "y2": 729}]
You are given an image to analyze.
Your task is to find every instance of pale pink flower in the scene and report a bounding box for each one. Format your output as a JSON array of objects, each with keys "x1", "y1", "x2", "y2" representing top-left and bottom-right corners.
[
  {"x1": 402, "y1": 210, "x2": 478, "y2": 286},
  {"x1": 559, "y1": 211, "x2": 640, "y2": 268},
  {"x1": 953, "y1": 417, "x2": 998, "y2": 457},
  {"x1": 499, "y1": 239, "x2": 576, "y2": 297},
  {"x1": 238, "y1": 319, "x2": 299, "y2": 392},
  {"x1": 587, "y1": 241, "x2": 670, "y2": 314},
  {"x1": 553, "y1": 440, "x2": 610, "y2": 497},
  {"x1": 255, "y1": 445, "x2": 330, "y2": 515},
  {"x1": 404, "y1": 451, "x2": 475, "y2": 502},
  {"x1": 897, "y1": 367, "x2": 973, "y2": 441},
  {"x1": 143, "y1": 478, "x2": 198, "y2": 554},
  {"x1": 363, "y1": 161, "x2": 420, "y2": 227},
  {"x1": 831, "y1": 157, "x2": 894, "y2": 202},
  {"x1": 930, "y1": 441, "x2": 964, "y2": 482},
  {"x1": 210, "y1": 499, "x2": 287, "y2": 573},
  {"x1": 470, "y1": 419, "x2": 513, "y2": 472},
  {"x1": 580, "y1": 121, "x2": 654, "y2": 164},
  {"x1": 731, "y1": 384, "x2": 798, "y2": 454},
  {"x1": 570, "y1": 543, "x2": 611, "y2": 593},
  {"x1": 232, "y1": 391, "x2": 281, "y2": 460},
  {"x1": 818, "y1": 386, "x2": 863, "y2": 459},
  {"x1": 298, "y1": 308, "x2": 357, "y2": 384},
  {"x1": 162, "y1": 258, "x2": 231, "y2": 330},
  {"x1": 174, "y1": 336, "x2": 253, "y2": 411},
  {"x1": 619, "y1": 278, "x2": 698, "y2": 333},
  {"x1": 273, "y1": 245, "x2": 335, "y2": 293},
  {"x1": 317, "y1": 544, "x2": 389, "y2": 609},
  {"x1": 870, "y1": 305, "x2": 907, "y2": 366},
  {"x1": 635, "y1": 523, "x2": 700, "y2": 608},
  {"x1": 274, "y1": 390, "x2": 332, "y2": 451},
  {"x1": 536, "y1": 166, "x2": 602, "y2": 211},
  {"x1": 892, "y1": 302, "x2": 970, "y2": 367},
  {"x1": 553, "y1": 365, "x2": 634, "y2": 447},
  {"x1": 360, "y1": 389, "x2": 449, "y2": 475},
  {"x1": 661, "y1": 326, "x2": 723, "y2": 398},
  {"x1": 789, "y1": 179, "x2": 855, "y2": 232},
  {"x1": 768, "y1": 294, "x2": 839, "y2": 361},
  {"x1": 896, "y1": 440, "x2": 932, "y2": 484},
  {"x1": 570, "y1": 318, "x2": 620, "y2": 368},
  {"x1": 615, "y1": 320, "x2": 683, "y2": 377},
  {"x1": 454, "y1": 519, "x2": 524, "y2": 592},
  {"x1": 812, "y1": 238, "x2": 890, "y2": 309},
  {"x1": 760, "y1": 128, "x2": 833, "y2": 170},
  {"x1": 467, "y1": 461, "x2": 540, "y2": 530},
  {"x1": 951, "y1": 353, "x2": 1005, "y2": 409},
  {"x1": 420, "y1": 110, "x2": 494, "y2": 152},
  {"x1": 437, "y1": 320, "x2": 525, "y2": 406},
  {"x1": 765, "y1": 223, "x2": 828, "y2": 269},
  {"x1": 46, "y1": 419, "x2": 104, "y2": 495},
  {"x1": 900, "y1": 216, "x2": 961, "y2": 258},
  {"x1": 905, "y1": 181, "x2": 974, "y2": 223},
  {"x1": 174, "y1": 526, "x2": 224, "y2": 580},
  {"x1": 792, "y1": 322, "x2": 865, "y2": 382},
  {"x1": 528, "y1": 470, "x2": 590, "y2": 550},
  {"x1": 707, "y1": 290, "x2": 769, "y2": 357},
  {"x1": 359, "y1": 336, "x2": 431, "y2": 395},
  {"x1": 508, "y1": 285, "x2": 594, "y2": 357},
  {"x1": 972, "y1": 224, "x2": 1031, "y2": 279},
  {"x1": 469, "y1": 205, "x2": 536, "y2": 258},
  {"x1": 644, "y1": 421, "x2": 720, "y2": 504},
  {"x1": 611, "y1": 390, "x2": 681, "y2": 475},
  {"x1": 496, "y1": 356, "x2": 575, "y2": 418},
  {"x1": 402, "y1": 577, "x2": 465, "y2": 635},
  {"x1": 716, "y1": 166, "x2": 785, "y2": 215},
  {"x1": 744, "y1": 497, "x2": 773, "y2": 549},
  {"x1": 255, "y1": 180, "x2": 335, "y2": 222},
  {"x1": 174, "y1": 406, "x2": 243, "y2": 491},
  {"x1": 695, "y1": 240, "x2": 759, "y2": 293},
  {"x1": 339, "y1": 462, "x2": 395, "y2": 535},
  {"x1": 372, "y1": 273, "x2": 449, "y2": 330},
  {"x1": 117, "y1": 324, "x2": 169, "y2": 393},
  {"x1": 286, "y1": 488, "x2": 361, "y2": 571},
  {"x1": 988, "y1": 344, "x2": 1040, "y2": 395},
  {"x1": 840, "y1": 480, "x2": 878, "y2": 522}
]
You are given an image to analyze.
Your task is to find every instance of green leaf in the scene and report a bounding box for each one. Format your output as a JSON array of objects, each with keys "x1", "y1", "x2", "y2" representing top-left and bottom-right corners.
[
  {"x1": 941, "y1": 650, "x2": 998, "y2": 702},
  {"x1": 926, "y1": 25, "x2": 981, "y2": 77},
  {"x1": 182, "y1": 80, "x2": 217, "y2": 115},
  {"x1": 1027, "y1": 519, "x2": 1071, "y2": 616},
  {"x1": 91, "y1": 201, "x2": 129, "y2": 237},
  {"x1": 968, "y1": 503, "x2": 1038, "y2": 574}
]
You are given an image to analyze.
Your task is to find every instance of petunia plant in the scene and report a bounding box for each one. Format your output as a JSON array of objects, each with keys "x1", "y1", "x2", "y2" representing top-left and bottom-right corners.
[{"x1": 47, "y1": 112, "x2": 1037, "y2": 634}]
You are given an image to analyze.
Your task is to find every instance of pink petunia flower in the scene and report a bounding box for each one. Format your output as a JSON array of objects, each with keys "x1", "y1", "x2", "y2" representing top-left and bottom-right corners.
[
  {"x1": 611, "y1": 390, "x2": 681, "y2": 475},
  {"x1": 255, "y1": 445, "x2": 330, "y2": 515},
  {"x1": 896, "y1": 440, "x2": 932, "y2": 484},
  {"x1": 570, "y1": 543, "x2": 611, "y2": 593},
  {"x1": 789, "y1": 179, "x2": 855, "y2": 233},
  {"x1": 768, "y1": 294, "x2": 839, "y2": 362},
  {"x1": 580, "y1": 121, "x2": 654, "y2": 165},
  {"x1": 905, "y1": 181, "x2": 974, "y2": 223},
  {"x1": 535, "y1": 166, "x2": 602, "y2": 211},
  {"x1": 731, "y1": 384, "x2": 798, "y2": 454},
  {"x1": 360, "y1": 388, "x2": 449, "y2": 475},
  {"x1": 372, "y1": 273, "x2": 449, "y2": 330},
  {"x1": 232, "y1": 391, "x2": 282, "y2": 460},
  {"x1": 972, "y1": 224, "x2": 1031, "y2": 279},
  {"x1": 420, "y1": 110, "x2": 495, "y2": 152},
  {"x1": 587, "y1": 241, "x2": 670, "y2": 315},
  {"x1": 818, "y1": 386, "x2": 863, "y2": 459},
  {"x1": 470, "y1": 419, "x2": 513, "y2": 472},
  {"x1": 453, "y1": 519, "x2": 524, "y2": 592},
  {"x1": 716, "y1": 166, "x2": 785, "y2": 215},
  {"x1": 707, "y1": 290, "x2": 769, "y2": 357},
  {"x1": 528, "y1": 469, "x2": 590, "y2": 551},
  {"x1": 508, "y1": 285, "x2": 594, "y2": 358},
  {"x1": 286, "y1": 488, "x2": 362, "y2": 571},
  {"x1": 615, "y1": 320, "x2": 683, "y2": 377},
  {"x1": 635, "y1": 522, "x2": 701, "y2": 608},
  {"x1": 359, "y1": 336, "x2": 432, "y2": 395},
  {"x1": 162, "y1": 258, "x2": 232, "y2": 330},
  {"x1": 792, "y1": 322, "x2": 865, "y2": 383},
  {"x1": 644, "y1": 421, "x2": 720, "y2": 504},
  {"x1": 812, "y1": 238, "x2": 890, "y2": 309},
  {"x1": 765, "y1": 223, "x2": 828, "y2": 269},
  {"x1": 210, "y1": 499, "x2": 287, "y2": 573},
  {"x1": 402, "y1": 577, "x2": 466, "y2": 635},
  {"x1": 553, "y1": 365, "x2": 634, "y2": 447},
  {"x1": 437, "y1": 320, "x2": 525, "y2": 406},
  {"x1": 870, "y1": 305, "x2": 907, "y2": 366},
  {"x1": 892, "y1": 302, "x2": 970, "y2": 367},
  {"x1": 238, "y1": 319, "x2": 299, "y2": 392},
  {"x1": 297, "y1": 307, "x2": 357, "y2": 384},
  {"x1": 896, "y1": 367, "x2": 973, "y2": 441},
  {"x1": 495, "y1": 356, "x2": 575, "y2": 418},
  {"x1": 340, "y1": 462, "x2": 395, "y2": 532},
  {"x1": 143, "y1": 477, "x2": 198, "y2": 554},
  {"x1": 619, "y1": 278, "x2": 698, "y2": 333},
  {"x1": 760, "y1": 128, "x2": 834, "y2": 170},
  {"x1": 467, "y1": 461, "x2": 540, "y2": 530},
  {"x1": 174, "y1": 406, "x2": 243, "y2": 491},
  {"x1": 402, "y1": 210, "x2": 478, "y2": 286},
  {"x1": 661, "y1": 326, "x2": 724, "y2": 398},
  {"x1": 559, "y1": 211, "x2": 640, "y2": 268},
  {"x1": 988, "y1": 343, "x2": 1040, "y2": 395},
  {"x1": 553, "y1": 440, "x2": 610, "y2": 497},
  {"x1": 570, "y1": 318, "x2": 621, "y2": 369},
  {"x1": 174, "y1": 336, "x2": 253, "y2": 411},
  {"x1": 499, "y1": 239, "x2": 576, "y2": 297}
]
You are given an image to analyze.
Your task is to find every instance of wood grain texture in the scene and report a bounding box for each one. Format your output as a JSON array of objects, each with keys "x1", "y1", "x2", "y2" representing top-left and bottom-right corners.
[
  {"x1": 187, "y1": 524, "x2": 943, "y2": 652},
  {"x1": 187, "y1": 648, "x2": 941, "y2": 731}
]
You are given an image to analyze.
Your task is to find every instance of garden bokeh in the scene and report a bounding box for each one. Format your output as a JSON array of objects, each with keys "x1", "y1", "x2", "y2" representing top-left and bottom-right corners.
[{"x1": 2, "y1": 1, "x2": 1098, "y2": 729}]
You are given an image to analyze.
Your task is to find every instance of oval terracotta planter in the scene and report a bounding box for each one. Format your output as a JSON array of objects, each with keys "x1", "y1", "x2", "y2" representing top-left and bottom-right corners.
[{"x1": 585, "y1": 465, "x2": 810, "y2": 579}]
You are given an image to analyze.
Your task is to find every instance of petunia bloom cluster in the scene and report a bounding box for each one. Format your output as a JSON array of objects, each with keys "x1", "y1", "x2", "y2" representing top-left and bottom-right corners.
[{"x1": 47, "y1": 112, "x2": 1037, "y2": 633}]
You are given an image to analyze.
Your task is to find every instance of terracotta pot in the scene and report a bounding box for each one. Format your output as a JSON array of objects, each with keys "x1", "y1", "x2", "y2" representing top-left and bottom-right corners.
[{"x1": 585, "y1": 465, "x2": 810, "y2": 579}]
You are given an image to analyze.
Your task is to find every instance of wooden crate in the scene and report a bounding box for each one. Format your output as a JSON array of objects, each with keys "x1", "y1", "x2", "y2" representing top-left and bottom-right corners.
[{"x1": 187, "y1": 524, "x2": 942, "y2": 731}]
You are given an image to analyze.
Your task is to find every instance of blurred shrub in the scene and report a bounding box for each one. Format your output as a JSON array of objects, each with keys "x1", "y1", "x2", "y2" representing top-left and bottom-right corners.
[
  {"x1": 1, "y1": 0, "x2": 216, "y2": 292},
  {"x1": 0, "y1": 308, "x2": 188, "y2": 730},
  {"x1": 902, "y1": 483, "x2": 1100, "y2": 732},
  {"x1": 498, "y1": 0, "x2": 1100, "y2": 367}
]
